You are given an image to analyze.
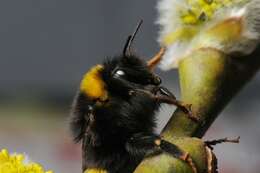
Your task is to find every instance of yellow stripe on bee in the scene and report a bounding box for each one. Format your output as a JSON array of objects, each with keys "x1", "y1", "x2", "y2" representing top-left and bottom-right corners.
[
  {"x1": 80, "y1": 65, "x2": 108, "y2": 101},
  {"x1": 84, "y1": 168, "x2": 108, "y2": 173}
]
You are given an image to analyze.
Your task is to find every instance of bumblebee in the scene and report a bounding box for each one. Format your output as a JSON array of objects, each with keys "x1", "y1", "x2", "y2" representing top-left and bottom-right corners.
[{"x1": 70, "y1": 21, "x2": 197, "y2": 173}]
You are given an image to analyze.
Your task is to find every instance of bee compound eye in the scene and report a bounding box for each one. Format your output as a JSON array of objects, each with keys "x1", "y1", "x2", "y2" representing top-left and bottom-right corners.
[{"x1": 114, "y1": 70, "x2": 125, "y2": 78}]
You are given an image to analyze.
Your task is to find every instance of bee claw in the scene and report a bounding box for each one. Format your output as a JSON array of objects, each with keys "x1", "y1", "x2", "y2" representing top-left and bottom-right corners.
[
  {"x1": 181, "y1": 103, "x2": 192, "y2": 114},
  {"x1": 178, "y1": 103, "x2": 200, "y2": 122},
  {"x1": 177, "y1": 152, "x2": 198, "y2": 173},
  {"x1": 185, "y1": 154, "x2": 198, "y2": 173},
  {"x1": 130, "y1": 88, "x2": 200, "y2": 122},
  {"x1": 188, "y1": 113, "x2": 200, "y2": 122}
]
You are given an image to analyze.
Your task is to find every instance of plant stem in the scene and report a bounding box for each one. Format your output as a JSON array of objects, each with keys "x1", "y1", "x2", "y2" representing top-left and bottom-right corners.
[
  {"x1": 162, "y1": 47, "x2": 260, "y2": 139},
  {"x1": 134, "y1": 47, "x2": 260, "y2": 173}
]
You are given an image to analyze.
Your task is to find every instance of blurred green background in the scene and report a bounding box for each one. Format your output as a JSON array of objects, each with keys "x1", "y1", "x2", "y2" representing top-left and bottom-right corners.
[{"x1": 0, "y1": 0, "x2": 259, "y2": 172}]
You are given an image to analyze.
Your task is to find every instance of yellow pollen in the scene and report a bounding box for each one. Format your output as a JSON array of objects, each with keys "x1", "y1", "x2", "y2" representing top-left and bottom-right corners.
[{"x1": 163, "y1": 0, "x2": 248, "y2": 46}]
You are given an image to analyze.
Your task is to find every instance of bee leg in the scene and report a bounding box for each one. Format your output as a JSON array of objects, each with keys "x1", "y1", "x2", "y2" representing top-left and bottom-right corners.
[
  {"x1": 126, "y1": 133, "x2": 198, "y2": 173},
  {"x1": 153, "y1": 86, "x2": 176, "y2": 99},
  {"x1": 160, "y1": 96, "x2": 199, "y2": 122},
  {"x1": 155, "y1": 86, "x2": 200, "y2": 122},
  {"x1": 147, "y1": 47, "x2": 166, "y2": 70},
  {"x1": 132, "y1": 88, "x2": 200, "y2": 122},
  {"x1": 205, "y1": 136, "x2": 240, "y2": 150}
]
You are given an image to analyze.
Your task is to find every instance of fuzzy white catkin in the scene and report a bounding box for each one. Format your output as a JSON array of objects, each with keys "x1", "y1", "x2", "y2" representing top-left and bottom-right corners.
[{"x1": 157, "y1": 0, "x2": 260, "y2": 70}]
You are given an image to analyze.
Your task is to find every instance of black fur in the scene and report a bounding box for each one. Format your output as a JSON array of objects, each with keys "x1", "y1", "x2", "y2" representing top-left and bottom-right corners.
[{"x1": 70, "y1": 54, "x2": 165, "y2": 173}]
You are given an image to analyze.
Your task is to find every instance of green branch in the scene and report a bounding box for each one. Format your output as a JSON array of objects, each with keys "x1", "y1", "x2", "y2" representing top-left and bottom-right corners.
[
  {"x1": 134, "y1": 47, "x2": 260, "y2": 173},
  {"x1": 162, "y1": 47, "x2": 260, "y2": 138}
]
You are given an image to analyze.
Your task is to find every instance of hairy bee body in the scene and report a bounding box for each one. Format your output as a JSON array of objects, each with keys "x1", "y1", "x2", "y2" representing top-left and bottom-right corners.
[
  {"x1": 70, "y1": 19, "x2": 200, "y2": 173},
  {"x1": 70, "y1": 54, "x2": 162, "y2": 173}
]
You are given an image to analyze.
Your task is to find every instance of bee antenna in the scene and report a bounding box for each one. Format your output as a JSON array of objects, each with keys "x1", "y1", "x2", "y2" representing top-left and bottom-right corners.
[
  {"x1": 123, "y1": 19, "x2": 143, "y2": 56},
  {"x1": 123, "y1": 35, "x2": 132, "y2": 56}
]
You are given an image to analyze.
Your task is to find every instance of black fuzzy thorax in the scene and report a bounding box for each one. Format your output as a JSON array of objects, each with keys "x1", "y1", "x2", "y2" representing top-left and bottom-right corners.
[
  {"x1": 82, "y1": 92, "x2": 160, "y2": 172},
  {"x1": 70, "y1": 54, "x2": 161, "y2": 173}
]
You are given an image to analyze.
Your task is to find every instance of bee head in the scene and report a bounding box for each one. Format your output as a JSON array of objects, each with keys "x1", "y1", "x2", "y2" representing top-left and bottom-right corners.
[
  {"x1": 79, "y1": 52, "x2": 162, "y2": 104},
  {"x1": 79, "y1": 20, "x2": 164, "y2": 101},
  {"x1": 101, "y1": 53, "x2": 162, "y2": 94}
]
